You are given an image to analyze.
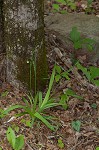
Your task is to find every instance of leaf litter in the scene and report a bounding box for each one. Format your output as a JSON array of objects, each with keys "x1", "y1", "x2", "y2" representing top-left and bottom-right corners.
[{"x1": 0, "y1": 1, "x2": 99, "y2": 149}]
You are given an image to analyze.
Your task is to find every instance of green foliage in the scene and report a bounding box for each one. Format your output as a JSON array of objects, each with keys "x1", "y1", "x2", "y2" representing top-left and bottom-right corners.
[
  {"x1": 76, "y1": 62, "x2": 99, "y2": 86},
  {"x1": 53, "y1": 0, "x2": 94, "y2": 14},
  {"x1": 54, "y1": 65, "x2": 83, "y2": 110},
  {"x1": 70, "y1": 27, "x2": 81, "y2": 43},
  {"x1": 87, "y1": 0, "x2": 93, "y2": 6},
  {"x1": 11, "y1": 124, "x2": 20, "y2": 133},
  {"x1": 57, "y1": 138, "x2": 64, "y2": 149},
  {"x1": 25, "y1": 120, "x2": 31, "y2": 127},
  {"x1": 52, "y1": 4, "x2": 60, "y2": 11},
  {"x1": 71, "y1": 120, "x2": 81, "y2": 132},
  {"x1": 85, "y1": 0, "x2": 94, "y2": 14},
  {"x1": 67, "y1": 0, "x2": 76, "y2": 10},
  {"x1": 91, "y1": 103, "x2": 97, "y2": 109},
  {"x1": 52, "y1": 0, "x2": 76, "y2": 13},
  {"x1": 0, "y1": 105, "x2": 25, "y2": 118},
  {"x1": 66, "y1": 89, "x2": 83, "y2": 99},
  {"x1": 6, "y1": 127, "x2": 24, "y2": 150},
  {"x1": 1, "y1": 91, "x2": 9, "y2": 97},
  {"x1": 70, "y1": 27, "x2": 95, "y2": 51},
  {"x1": 82, "y1": 38, "x2": 95, "y2": 51},
  {"x1": 76, "y1": 62, "x2": 91, "y2": 80},
  {"x1": 0, "y1": 67, "x2": 61, "y2": 131},
  {"x1": 96, "y1": 147, "x2": 99, "y2": 150},
  {"x1": 0, "y1": 64, "x2": 84, "y2": 131},
  {"x1": 59, "y1": 88, "x2": 83, "y2": 110},
  {"x1": 55, "y1": 65, "x2": 70, "y2": 82},
  {"x1": 56, "y1": 0, "x2": 66, "y2": 5},
  {"x1": 59, "y1": 94, "x2": 68, "y2": 110},
  {"x1": 14, "y1": 136, "x2": 24, "y2": 150}
]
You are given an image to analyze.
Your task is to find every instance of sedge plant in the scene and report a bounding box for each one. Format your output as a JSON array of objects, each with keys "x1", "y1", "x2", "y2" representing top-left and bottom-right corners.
[{"x1": 0, "y1": 65, "x2": 61, "y2": 131}]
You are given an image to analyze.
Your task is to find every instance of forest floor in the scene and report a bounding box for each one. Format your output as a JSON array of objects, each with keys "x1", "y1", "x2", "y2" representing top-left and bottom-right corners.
[{"x1": 0, "y1": 0, "x2": 99, "y2": 150}]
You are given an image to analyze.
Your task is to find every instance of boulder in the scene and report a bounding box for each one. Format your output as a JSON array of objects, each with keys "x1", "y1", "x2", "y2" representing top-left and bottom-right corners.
[{"x1": 45, "y1": 13, "x2": 99, "y2": 64}]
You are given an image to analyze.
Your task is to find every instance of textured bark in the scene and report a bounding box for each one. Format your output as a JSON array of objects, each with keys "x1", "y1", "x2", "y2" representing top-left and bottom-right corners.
[
  {"x1": 0, "y1": 0, "x2": 5, "y2": 54},
  {"x1": 3, "y1": 0, "x2": 48, "y2": 90},
  {"x1": 0, "y1": 0, "x2": 6, "y2": 81}
]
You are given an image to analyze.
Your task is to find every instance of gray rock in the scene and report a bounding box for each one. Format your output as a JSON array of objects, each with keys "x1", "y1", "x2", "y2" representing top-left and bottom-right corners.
[{"x1": 45, "y1": 13, "x2": 99, "y2": 64}]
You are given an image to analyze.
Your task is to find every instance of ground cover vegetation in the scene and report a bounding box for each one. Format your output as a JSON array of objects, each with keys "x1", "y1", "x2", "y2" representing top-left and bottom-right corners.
[
  {"x1": 0, "y1": 0, "x2": 99, "y2": 149},
  {"x1": 46, "y1": 0, "x2": 99, "y2": 15}
]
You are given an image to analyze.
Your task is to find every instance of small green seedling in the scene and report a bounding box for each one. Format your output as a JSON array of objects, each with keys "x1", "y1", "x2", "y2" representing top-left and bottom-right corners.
[
  {"x1": 59, "y1": 94, "x2": 69, "y2": 110},
  {"x1": 1, "y1": 91, "x2": 9, "y2": 97},
  {"x1": 57, "y1": 138, "x2": 64, "y2": 149},
  {"x1": 25, "y1": 120, "x2": 32, "y2": 128},
  {"x1": 71, "y1": 120, "x2": 81, "y2": 132},
  {"x1": 96, "y1": 147, "x2": 99, "y2": 150},
  {"x1": 7, "y1": 127, "x2": 24, "y2": 150},
  {"x1": 91, "y1": 103, "x2": 97, "y2": 109},
  {"x1": 55, "y1": 65, "x2": 70, "y2": 82},
  {"x1": 85, "y1": 0, "x2": 94, "y2": 14},
  {"x1": 87, "y1": 0, "x2": 93, "y2": 6},
  {"x1": 52, "y1": 0, "x2": 76, "y2": 13},
  {"x1": 59, "y1": 88, "x2": 83, "y2": 110},
  {"x1": 52, "y1": 4, "x2": 60, "y2": 11},
  {"x1": 76, "y1": 62, "x2": 99, "y2": 86},
  {"x1": 11, "y1": 124, "x2": 20, "y2": 133},
  {"x1": 70, "y1": 27, "x2": 95, "y2": 51}
]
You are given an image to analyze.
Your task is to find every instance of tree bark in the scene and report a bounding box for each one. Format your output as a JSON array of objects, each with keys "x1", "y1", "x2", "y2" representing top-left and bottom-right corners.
[
  {"x1": 0, "y1": 0, "x2": 6, "y2": 81},
  {"x1": 3, "y1": 0, "x2": 48, "y2": 91}
]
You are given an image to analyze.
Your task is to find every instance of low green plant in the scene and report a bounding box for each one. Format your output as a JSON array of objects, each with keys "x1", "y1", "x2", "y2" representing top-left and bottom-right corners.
[
  {"x1": 70, "y1": 27, "x2": 96, "y2": 64},
  {"x1": 96, "y1": 147, "x2": 99, "y2": 150},
  {"x1": 87, "y1": 0, "x2": 93, "y2": 7},
  {"x1": 52, "y1": 0, "x2": 76, "y2": 13},
  {"x1": 57, "y1": 138, "x2": 64, "y2": 149},
  {"x1": 85, "y1": 0, "x2": 94, "y2": 14},
  {"x1": 54, "y1": 65, "x2": 83, "y2": 110},
  {"x1": 71, "y1": 120, "x2": 81, "y2": 132},
  {"x1": 55, "y1": 65, "x2": 70, "y2": 82},
  {"x1": 0, "y1": 108, "x2": 4, "y2": 118},
  {"x1": 0, "y1": 64, "x2": 84, "y2": 131},
  {"x1": 91, "y1": 103, "x2": 97, "y2": 109},
  {"x1": 65, "y1": 0, "x2": 76, "y2": 10},
  {"x1": 11, "y1": 124, "x2": 20, "y2": 133},
  {"x1": 70, "y1": 27, "x2": 95, "y2": 51},
  {"x1": 76, "y1": 62, "x2": 99, "y2": 86},
  {"x1": 0, "y1": 66, "x2": 61, "y2": 131},
  {"x1": 59, "y1": 88, "x2": 83, "y2": 110},
  {"x1": 6, "y1": 127, "x2": 24, "y2": 150},
  {"x1": 1, "y1": 91, "x2": 9, "y2": 97}
]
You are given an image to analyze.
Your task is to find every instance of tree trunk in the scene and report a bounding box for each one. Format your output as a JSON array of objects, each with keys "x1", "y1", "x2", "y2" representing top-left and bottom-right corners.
[
  {"x1": 0, "y1": 0, "x2": 5, "y2": 81},
  {"x1": 3, "y1": 0, "x2": 48, "y2": 91}
]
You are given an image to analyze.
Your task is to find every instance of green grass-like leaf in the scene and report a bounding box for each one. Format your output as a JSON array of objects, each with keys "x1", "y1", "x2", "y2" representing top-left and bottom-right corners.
[
  {"x1": 0, "y1": 105, "x2": 25, "y2": 118},
  {"x1": 34, "y1": 112, "x2": 55, "y2": 131},
  {"x1": 76, "y1": 62, "x2": 91, "y2": 81},
  {"x1": 40, "y1": 67, "x2": 55, "y2": 109}
]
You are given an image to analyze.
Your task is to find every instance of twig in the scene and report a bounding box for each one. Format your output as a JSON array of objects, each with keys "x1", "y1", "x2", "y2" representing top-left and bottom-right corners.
[{"x1": 25, "y1": 141, "x2": 35, "y2": 150}]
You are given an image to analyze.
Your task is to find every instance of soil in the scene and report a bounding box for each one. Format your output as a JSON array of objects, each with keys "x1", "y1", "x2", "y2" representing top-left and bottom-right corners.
[{"x1": 0, "y1": 0, "x2": 99, "y2": 150}]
